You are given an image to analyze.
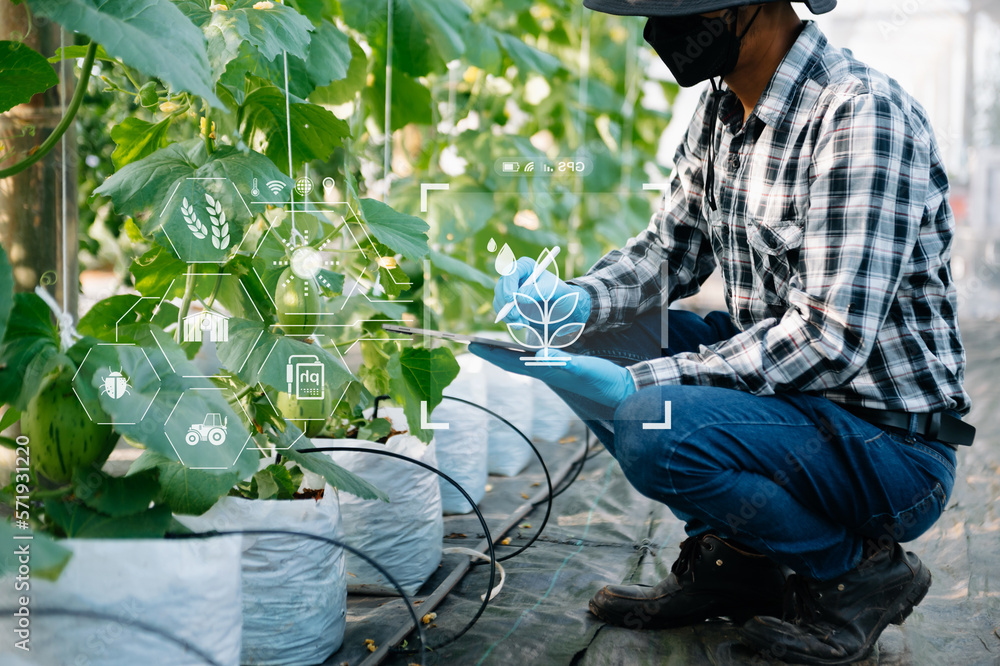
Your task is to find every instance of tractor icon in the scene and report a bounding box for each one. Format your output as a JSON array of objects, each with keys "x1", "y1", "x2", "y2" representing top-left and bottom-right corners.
[{"x1": 186, "y1": 413, "x2": 228, "y2": 446}]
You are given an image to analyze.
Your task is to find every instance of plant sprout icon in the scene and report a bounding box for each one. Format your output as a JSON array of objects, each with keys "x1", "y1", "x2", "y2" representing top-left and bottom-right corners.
[{"x1": 503, "y1": 246, "x2": 585, "y2": 367}]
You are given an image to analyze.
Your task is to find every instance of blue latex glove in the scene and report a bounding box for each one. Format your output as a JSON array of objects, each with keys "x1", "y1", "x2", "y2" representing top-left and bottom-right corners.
[
  {"x1": 494, "y1": 258, "x2": 591, "y2": 328},
  {"x1": 469, "y1": 343, "x2": 636, "y2": 410}
]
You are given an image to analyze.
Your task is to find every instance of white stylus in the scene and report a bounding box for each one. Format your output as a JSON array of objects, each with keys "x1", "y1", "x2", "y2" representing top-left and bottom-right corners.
[{"x1": 494, "y1": 246, "x2": 562, "y2": 324}]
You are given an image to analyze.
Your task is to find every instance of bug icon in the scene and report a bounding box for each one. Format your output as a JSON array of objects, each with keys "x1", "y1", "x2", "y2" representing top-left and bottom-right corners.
[{"x1": 101, "y1": 368, "x2": 131, "y2": 400}]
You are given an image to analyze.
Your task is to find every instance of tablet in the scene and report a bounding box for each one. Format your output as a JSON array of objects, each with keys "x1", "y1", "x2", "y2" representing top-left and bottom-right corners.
[{"x1": 381, "y1": 324, "x2": 532, "y2": 353}]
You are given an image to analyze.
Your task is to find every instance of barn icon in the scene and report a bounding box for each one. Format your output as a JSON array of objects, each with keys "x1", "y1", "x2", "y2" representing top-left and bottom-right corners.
[{"x1": 183, "y1": 310, "x2": 229, "y2": 343}]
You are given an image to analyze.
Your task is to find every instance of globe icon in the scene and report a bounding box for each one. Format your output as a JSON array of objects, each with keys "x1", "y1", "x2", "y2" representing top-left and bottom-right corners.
[{"x1": 294, "y1": 177, "x2": 314, "y2": 197}]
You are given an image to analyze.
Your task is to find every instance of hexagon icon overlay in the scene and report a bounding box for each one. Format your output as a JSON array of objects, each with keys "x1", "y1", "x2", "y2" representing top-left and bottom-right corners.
[
  {"x1": 164, "y1": 387, "x2": 254, "y2": 470},
  {"x1": 73, "y1": 343, "x2": 161, "y2": 426},
  {"x1": 158, "y1": 177, "x2": 253, "y2": 264}
]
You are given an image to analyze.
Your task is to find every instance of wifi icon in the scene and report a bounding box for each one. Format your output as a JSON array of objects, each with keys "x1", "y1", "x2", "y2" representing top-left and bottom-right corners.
[
  {"x1": 524, "y1": 162, "x2": 535, "y2": 173},
  {"x1": 266, "y1": 180, "x2": 287, "y2": 196}
]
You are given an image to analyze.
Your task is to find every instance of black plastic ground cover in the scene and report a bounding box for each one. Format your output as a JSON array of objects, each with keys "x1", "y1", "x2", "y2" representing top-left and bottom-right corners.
[{"x1": 329, "y1": 318, "x2": 1000, "y2": 666}]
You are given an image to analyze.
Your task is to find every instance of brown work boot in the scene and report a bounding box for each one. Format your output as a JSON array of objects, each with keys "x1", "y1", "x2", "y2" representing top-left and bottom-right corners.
[
  {"x1": 739, "y1": 541, "x2": 931, "y2": 664},
  {"x1": 589, "y1": 534, "x2": 786, "y2": 629}
]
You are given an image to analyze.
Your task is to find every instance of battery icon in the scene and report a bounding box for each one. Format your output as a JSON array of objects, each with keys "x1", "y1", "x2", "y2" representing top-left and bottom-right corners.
[{"x1": 501, "y1": 161, "x2": 520, "y2": 173}]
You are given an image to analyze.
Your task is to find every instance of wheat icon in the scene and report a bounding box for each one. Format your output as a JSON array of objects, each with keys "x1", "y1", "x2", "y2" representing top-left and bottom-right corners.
[
  {"x1": 205, "y1": 193, "x2": 230, "y2": 250},
  {"x1": 181, "y1": 197, "x2": 208, "y2": 239}
]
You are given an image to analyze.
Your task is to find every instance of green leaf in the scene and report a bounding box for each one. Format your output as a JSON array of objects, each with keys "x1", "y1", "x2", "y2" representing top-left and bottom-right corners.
[
  {"x1": 216, "y1": 318, "x2": 355, "y2": 399},
  {"x1": 89, "y1": 327, "x2": 259, "y2": 476},
  {"x1": 72, "y1": 467, "x2": 160, "y2": 518},
  {"x1": 130, "y1": 246, "x2": 188, "y2": 298},
  {"x1": 129, "y1": 450, "x2": 240, "y2": 515},
  {"x1": 0, "y1": 41, "x2": 59, "y2": 114},
  {"x1": 357, "y1": 417, "x2": 391, "y2": 442},
  {"x1": 252, "y1": 463, "x2": 296, "y2": 499},
  {"x1": 0, "y1": 243, "x2": 13, "y2": 344},
  {"x1": 26, "y1": 0, "x2": 222, "y2": 107},
  {"x1": 238, "y1": 85, "x2": 349, "y2": 174},
  {"x1": 77, "y1": 294, "x2": 179, "y2": 342},
  {"x1": 0, "y1": 519, "x2": 71, "y2": 581},
  {"x1": 497, "y1": 32, "x2": 562, "y2": 78},
  {"x1": 290, "y1": 0, "x2": 325, "y2": 22},
  {"x1": 0, "y1": 407, "x2": 20, "y2": 432},
  {"x1": 341, "y1": 0, "x2": 469, "y2": 77},
  {"x1": 386, "y1": 346, "x2": 459, "y2": 442},
  {"x1": 0, "y1": 293, "x2": 66, "y2": 408},
  {"x1": 110, "y1": 117, "x2": 173, "y2": 170},
  {"x1": 315, "y1": 269, "x2": 344, "y2": 297},
  {"x1": 305, "y1": 20, "x2": 351, "y2": 88},
  {"x1": 398, "y1": 347, "x2": 459, "y2": 414},
  {"x1": 430, "y1": 249, "x2": 494, "y2": 289},
  {"x1": 464, "y1": 23, "x2": 503, "y2": 74},
  {"x1": 212, "y1": 0, "x2": 313, "y2": 61},
  {"x1": 94, "y1": 139, "x2": 289, "y2": 235},
  {"x1": 172, "y1": 0, "x2": 213, "y2": 27},
  {"x1": 203, "y1": 9, "x2": 246, "y2": 83},
  {"x1": 358, "y1": 198, "x2": 429, "y2": 261},
  {"x1": 44, "y1": 499, "x2": 173, "y2": 539},
  {"x1": 365, "y1": 66, "x2": 432, "y2": 131},
  {"x1": 279, "y1": 425, "x2": 389, "y2": 501},
  {"x1": 48, "y1": 43, "x2": 114, "y2": 63},
  {"x1": 309, "y1": 37, "x2": 366, "y2": 106}
]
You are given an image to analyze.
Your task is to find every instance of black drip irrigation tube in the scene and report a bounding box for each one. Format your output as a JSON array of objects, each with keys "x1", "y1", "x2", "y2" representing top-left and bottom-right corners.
[
  {"x1": 164, "y1": 528, "x2": 431, "y2": 663},
  {"x1": 14, "y1": 403, "x2": 593, "y2": 664},
  {"x1": 439, "y1": 395, "x2": 555, "y2": 563},
  {"x1": 0, "y1": 607, "x2": 225, "y2": 666},
  {"x1": 293, "y1": 446, "x2": 496, "y2": 654},
  {"x1": 296, "y1": 396, "x2": 591, "y2": 657}
]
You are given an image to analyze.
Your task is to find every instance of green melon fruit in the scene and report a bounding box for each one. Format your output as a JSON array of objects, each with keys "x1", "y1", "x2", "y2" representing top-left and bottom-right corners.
[
  {"x1": 275, "y1": 268, "x2": 320, "y2": 338},
  {"x1": 23, "y1": 372, "x2": 117, "y2": 484},
  {"x1": 276, "y1": 391, "x2": 331, "y2": 438}
]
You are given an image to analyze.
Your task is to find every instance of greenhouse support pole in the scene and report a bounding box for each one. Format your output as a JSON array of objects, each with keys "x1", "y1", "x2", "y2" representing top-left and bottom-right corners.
[{"x1": 0, "y1": 4, "x2": 79, "y2": 316}]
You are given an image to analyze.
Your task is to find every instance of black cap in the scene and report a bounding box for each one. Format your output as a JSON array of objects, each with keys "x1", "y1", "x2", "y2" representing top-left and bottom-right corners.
[{"x1": 583, "y1": 0, "x2": 836, "y2": 17}]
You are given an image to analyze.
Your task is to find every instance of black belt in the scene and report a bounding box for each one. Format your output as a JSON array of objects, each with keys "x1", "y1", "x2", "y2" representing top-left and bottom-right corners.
[{"x1": 845, "y1": 407, "x2": 975, "y2": 449}]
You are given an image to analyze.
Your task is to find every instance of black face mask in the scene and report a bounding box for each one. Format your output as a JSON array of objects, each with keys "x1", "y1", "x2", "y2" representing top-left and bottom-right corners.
[{"x1": 643, "y1": 8, "x2": 760, "y2": 87}]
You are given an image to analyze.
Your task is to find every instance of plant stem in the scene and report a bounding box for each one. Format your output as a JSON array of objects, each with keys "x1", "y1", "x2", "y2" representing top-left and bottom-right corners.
[
  {"x1": 30, "y1": 487, "x2": 71, "y2": 501},
  {"x1": 176, "y1": 269, "x2": 198, "y2": 343},
  {"x1": 203, "y1": 271, "x2": 223, "y2": 310},
  {"x1": 201, "y1": 110, "x2": 215, "y2": 154},
  {"x1": 234, "y1": 384, "x2": 256, "y2": 400},
  {"x1": 0, "y1": 42, "x2": 98, "y2": 180},
  {"x1": 119, "y1": 64, "x2": 143, "y2": 93}
]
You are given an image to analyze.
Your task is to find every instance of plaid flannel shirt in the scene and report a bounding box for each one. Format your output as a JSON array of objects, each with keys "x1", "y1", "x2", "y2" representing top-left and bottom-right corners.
[{"x1": 570, "y1": 22, "x2": 970, "y2": 415}]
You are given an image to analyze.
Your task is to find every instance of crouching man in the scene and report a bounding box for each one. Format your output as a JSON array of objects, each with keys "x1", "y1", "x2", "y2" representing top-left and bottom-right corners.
[{"x1": 471, "y1": 1, "x2": 974, "y2": 663}]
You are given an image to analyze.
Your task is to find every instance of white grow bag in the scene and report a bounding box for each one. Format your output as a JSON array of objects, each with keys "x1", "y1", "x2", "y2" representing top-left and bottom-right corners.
[
  {"x1": 176, "y1": 495, "x2": 347, "y2": 666},
  {"x1": 0, "y1": 536, "x2": 242, "y2": 666},
  {"x1": 529, "y1": 379, "x2": 577, "y2": 443},
  {"x1": 319, "y1": 409, "x2": 443, "y2": 596},
  {"x1": 482, "y1": 359, "x2": 535, "y2": 476},
  {"x1": 433, "y1": 353, "x2": 490, "y2": 514}
]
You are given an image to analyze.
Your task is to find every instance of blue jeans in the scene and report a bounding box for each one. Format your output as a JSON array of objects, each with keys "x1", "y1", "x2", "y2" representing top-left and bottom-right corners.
[{"x1": 556, "y1": 309, "x2": 957, "y2": 581}]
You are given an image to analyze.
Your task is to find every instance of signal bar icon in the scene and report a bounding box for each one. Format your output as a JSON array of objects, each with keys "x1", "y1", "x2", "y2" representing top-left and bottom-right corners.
[{"x1": 543, "y1": 164, "x2": 554, "y2": 172}]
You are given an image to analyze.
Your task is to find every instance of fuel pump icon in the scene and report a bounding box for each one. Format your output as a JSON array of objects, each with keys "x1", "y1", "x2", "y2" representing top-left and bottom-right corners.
[{"x1": 286, "y1": 355, "x2": 325, "y2": 401}]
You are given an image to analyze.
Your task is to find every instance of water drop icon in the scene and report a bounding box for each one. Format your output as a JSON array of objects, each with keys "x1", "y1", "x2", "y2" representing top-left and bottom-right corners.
[
  {"x1": 495, "y1": 243, "x2": 516, "y2": 276},
  {"x1": 487, "y1": 238, "x2": 497, "y2": 252}
]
